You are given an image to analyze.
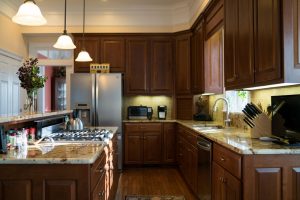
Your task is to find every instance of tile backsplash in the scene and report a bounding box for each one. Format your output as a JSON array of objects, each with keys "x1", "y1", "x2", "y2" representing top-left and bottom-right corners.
[{"x1": 123, "y1": 96, "x2": 173, "y2": 119}]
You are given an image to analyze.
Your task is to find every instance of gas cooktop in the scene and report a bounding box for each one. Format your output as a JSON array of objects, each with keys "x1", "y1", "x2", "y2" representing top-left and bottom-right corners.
[{"x1": 49, "y1": 128, "x2": 113, "y2": 143}]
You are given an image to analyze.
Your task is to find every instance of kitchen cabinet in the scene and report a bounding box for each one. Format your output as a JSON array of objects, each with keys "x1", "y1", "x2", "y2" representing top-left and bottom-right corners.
[
  {"x1": 125, "y1": 38, "x2": 150, "y2": 95},
  {"x1": 176, "y1": 125, "x2": 198, "y2": 195},
  {"x1": 204, "y1": 0, "x2": 224, "y2": 38},
  {"x1": 175, "y1": 33, "x2": 191, "y2": 95},
  {"x1": 204, "y1": 28, "x2": 224, "y2": 94},
  {"x1": 243, "y1": 155, "x2": 300, "y2": 200},
  {"x1": 212, "y1": 162, "x2": 241, "y2": 200},
  {"x1": 212, "y1": 143, "x2": 241, "y2": 200},
  {"x1": 52, "y1": 77, "x2": 66, "y2": 111},
  {"x1": 124, "y1": 123, "x2": 162, "y2": 165},
  {"x1": 150, "y1": 38, "x2": 174, "y2": 95},
  {"x1": 101, "y1": 37, "x2": 125, "y2": 73},
  {"x1": 224, "y1": 0, "x2": 254, "y2": 89},
  {"x1": 162, "y1": 123, "x2": 176, "y2": 164},
  {"x1": 224, "y1": 0, "x2": 283, "y2": 89},
  {"x1": 74, "y1": 37, "x2": 100, "y2": 73},
  {"x1": 191, "y1": 19, "x2": 205, "y2": 94}
]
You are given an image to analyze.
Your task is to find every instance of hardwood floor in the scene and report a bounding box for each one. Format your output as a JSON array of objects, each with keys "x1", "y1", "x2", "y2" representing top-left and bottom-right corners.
[{"x1": 115, "y1": 167, "x2": 198, "y2": 200}]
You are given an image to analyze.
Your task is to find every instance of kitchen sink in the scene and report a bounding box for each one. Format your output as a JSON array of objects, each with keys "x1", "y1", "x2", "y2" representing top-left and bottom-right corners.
[{"x1": 192, "y1": 125, "x2": 223, "y2": 131}]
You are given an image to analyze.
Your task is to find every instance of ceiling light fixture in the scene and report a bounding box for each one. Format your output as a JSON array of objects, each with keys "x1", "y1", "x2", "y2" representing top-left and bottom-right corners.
[
  {"x1": 53, "y1": 0, "x2": 76, "y2": 49},
  {"x1": 75, "y1": 0, "x2": 93, "y2": 62},
  {"x1": 12, "y1": 0, "x2": 47, "y2": 26}
]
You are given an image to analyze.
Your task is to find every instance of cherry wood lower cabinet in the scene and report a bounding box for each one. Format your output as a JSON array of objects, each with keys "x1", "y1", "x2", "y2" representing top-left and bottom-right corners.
[
  {"x1": 124, "y1": 123, "x2": 162, "y2": 165},
  {"x1": 176, "y1": 125, "x2": 198, "y2": 195},
  {"x1": 163, "y1": 123, "x2": 176, "y2": 164},
  {"x1": 0, "y1": 137, "x2": 118, "y2": 200}
]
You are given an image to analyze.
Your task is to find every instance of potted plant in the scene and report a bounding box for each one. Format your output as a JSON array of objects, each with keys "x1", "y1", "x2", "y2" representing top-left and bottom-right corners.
[{"x1": 17, "y1": 58, "x2": 47, "y2": 114}]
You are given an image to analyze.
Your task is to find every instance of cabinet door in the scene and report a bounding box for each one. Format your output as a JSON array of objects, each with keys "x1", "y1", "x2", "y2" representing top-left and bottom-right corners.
[
  {"x1": 254, "y1": 0, "x2": 282, "y2": 84},
  {"x1": 124, "y1": 131, "x2": 143, "y2": 164},
  {"x1": 101, "y1": 37, "x2": 125, "y2": 73},
  {"x1": 223, "y1": 169, "x2": 241, "y2": 200},
  {"x1": 163, "y1": 123, "x2": 176, "y2": 164},
  {"x1": 191, "y1": 20, "x2": 205, "y2": 94},
  {"x1": 143, "y1": 131, "x2": 162, "y2": 164},
  {"x1": 125, "y1": 38, "x2": 149, "y2": 95},
  {"x1": 282, "y1": 0, "x2": 300, "y2": 82},
  {"x1": 0, "y1": 180, "x2": 32, "y2": 200},
  {"x1": 74, "y1": 37, "x2": 100, "y2": 73},
  {"x1": 224, "y1": 0, "x2": 254, "y2": 89},
  {"x1": 150, "y1": 38, "x2": 174, "y2": 95},
  {"x1": 175, "y1": 34, "x2": 191, "y2": 95},
  {"x1": 44, "y1": 180, "x2": 77, "y2": 200},
  {"x1": 204, "y1": 29, "x2": 223, "y2": 94},
  {"x1": 176, "y1": 135, "x2": 183, "y2": 170},
  {"x1": 212, "y1": 162, "x2": 225, "y2": 200}
]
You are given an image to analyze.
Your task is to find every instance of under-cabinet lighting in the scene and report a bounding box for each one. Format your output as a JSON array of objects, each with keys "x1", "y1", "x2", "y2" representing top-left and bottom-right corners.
[{"x1": 243, "y1": 83, "x2": 299, "y2": 91}]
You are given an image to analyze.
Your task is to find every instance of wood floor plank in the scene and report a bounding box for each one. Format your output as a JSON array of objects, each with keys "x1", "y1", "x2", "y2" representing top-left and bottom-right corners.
[{"x1": 115, "y1": 168, "x2": 198, "y2": 200}]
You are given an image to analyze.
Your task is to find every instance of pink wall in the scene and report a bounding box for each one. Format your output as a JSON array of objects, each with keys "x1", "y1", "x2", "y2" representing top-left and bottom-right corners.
[{"x1": 44, "y1": 66, "x2": 53, "y2": 112}]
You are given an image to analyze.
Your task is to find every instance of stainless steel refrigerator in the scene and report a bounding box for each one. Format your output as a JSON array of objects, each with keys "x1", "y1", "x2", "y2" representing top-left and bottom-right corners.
[{"x1": 70, "y1": 73, "x2": 122, "y2": 169}]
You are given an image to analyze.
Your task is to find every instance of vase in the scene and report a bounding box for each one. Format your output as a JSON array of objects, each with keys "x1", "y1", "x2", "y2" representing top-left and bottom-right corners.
[{"x1": 26, "y1": 90, "x2": 37, "y2": 114}]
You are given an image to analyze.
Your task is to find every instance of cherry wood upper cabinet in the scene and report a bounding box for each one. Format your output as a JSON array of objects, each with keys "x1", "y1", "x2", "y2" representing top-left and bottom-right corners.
[
  {"x1": 125, "y1": 38, "x2": 150, "y2": 95},
  {"x1": 74, "y1": 37, "x2": 100, "y2": 73},
  {"x1": 205, "y1": 0, "x2": 224, "y2": 38},
  {"x1": 254, "y1": 0, "x2": 282, "y2": 84},
  {"x1": 224, "y1": 0, "x2": 254, "y2": 89},
  {"x1": 101, "y1": 37, "x2": 125, "y2": 73},
  {"x1": 191, "y1": 20, "x2": 205, "y2": 94},
  {"x1": 150, "y1": 38, "x2": 174, "y2": 95},
  {"x1": 282, "y1": 0, "x2": 300, "y2": 83},
  {"x1": 175, "y1": 34, "x2": 191, "y2": 95},
  {"x1": 204, "y1": 29, "x2": 224, "y2": 94}
]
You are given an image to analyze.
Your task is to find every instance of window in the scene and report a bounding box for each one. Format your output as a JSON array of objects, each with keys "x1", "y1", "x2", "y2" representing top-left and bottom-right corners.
[{"x1": 225, "y1": 91, "x2": 250, "y2": 113}]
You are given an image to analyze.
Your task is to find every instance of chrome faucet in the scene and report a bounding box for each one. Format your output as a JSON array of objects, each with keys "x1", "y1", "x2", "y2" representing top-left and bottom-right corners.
[{"x1": 212, "y1": 97, "x2": 231, "y2": 127}]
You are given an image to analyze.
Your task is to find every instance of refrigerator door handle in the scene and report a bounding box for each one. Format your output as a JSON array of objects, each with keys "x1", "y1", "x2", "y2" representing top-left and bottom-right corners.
[
  {"x1": 91, "y1": 74, "x2": 96, "y2": 126},
  {"x1": 95, "y1": 74, "x2": 99, "y2": 126}
]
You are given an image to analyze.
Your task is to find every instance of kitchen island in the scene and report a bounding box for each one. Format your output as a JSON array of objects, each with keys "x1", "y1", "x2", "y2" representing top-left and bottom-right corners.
[{"x1": 0, "y1": 127, "x2": 118, "y2": 200}]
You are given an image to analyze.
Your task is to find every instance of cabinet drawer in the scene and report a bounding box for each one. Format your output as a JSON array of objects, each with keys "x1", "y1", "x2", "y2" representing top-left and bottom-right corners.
[
  {"x1": 125, "y1": 123, "x2": 162, "y2": 132},
  {"x1": 177, "y1": 126, "x2": 197, "y2": 147},
  {"x1": 213, "y1": 143, "x2": 241, "y2": 179},
  {"x1": 140, "y1": 123, "x2": 161, "y2": 131},
  {"x1": 91, "y1": 152, "x2": 106, "y2": 190}
]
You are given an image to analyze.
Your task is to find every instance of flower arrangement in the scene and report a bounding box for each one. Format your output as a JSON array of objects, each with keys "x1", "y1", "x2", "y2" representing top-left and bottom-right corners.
[{"x1": 16, "y1": 58, "x2": 47, "y2": 112}]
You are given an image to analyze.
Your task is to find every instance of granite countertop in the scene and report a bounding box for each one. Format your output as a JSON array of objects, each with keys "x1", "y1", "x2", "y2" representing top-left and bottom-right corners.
[
  {"x1": 177, "y1": 120, "x2": 300, "y2": 155},
  {"x1": 0, "y1": 126, "x2": 118, "y2": 164},
  {"x1": 0, "y1": 110, "x2": 73, "y2": 124},
  {"x1": 123, "y1": 119, "x2": 176, "y2": 123}
]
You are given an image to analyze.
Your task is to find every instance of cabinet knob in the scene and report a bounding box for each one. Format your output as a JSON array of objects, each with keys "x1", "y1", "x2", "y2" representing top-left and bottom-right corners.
[
  {"x1": 95, "y1": 168, "x2": 104, "y2": 173},
  {"x1": 220, "y1": 157, "x2": 225, "y2": 162},
  {"x1": 98, "y1": 190, "x2": 105, "y2": 197}
]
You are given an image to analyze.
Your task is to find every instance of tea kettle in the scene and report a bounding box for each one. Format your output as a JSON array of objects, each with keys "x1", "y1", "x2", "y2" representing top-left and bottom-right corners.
[{"x1": 68, "y1": 110, "x2": 84, "y2": 130}]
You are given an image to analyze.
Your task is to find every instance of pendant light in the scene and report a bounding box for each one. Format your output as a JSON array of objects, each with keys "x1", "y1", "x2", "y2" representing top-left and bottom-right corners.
[
  {"x1": 12, "y1": 0, "x2": 47, "y2": 26},
  {"x1": 53, "y1": 0, "x2": 76, "y2": 49},
  {"x1": 75, "y1": 0, "x2": 93, "y2": 62}
]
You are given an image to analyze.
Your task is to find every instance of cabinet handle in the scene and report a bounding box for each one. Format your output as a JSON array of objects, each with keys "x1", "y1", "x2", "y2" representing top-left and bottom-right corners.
[
  {"x1": 223, "y1": 178, "x2": 227, "y2": 184},
  {"x1": 219, "y1": 177, "x2": 223, "y2": 182},
  {"x1": 95, "y1": 167, "x2": 104, "y2": 173},
  {"x1": 220, "y1": 157, "x2": 225, "y2": 162},
  {"x1": 98, "y1": 190, "x2": 105, "y2": 198}
]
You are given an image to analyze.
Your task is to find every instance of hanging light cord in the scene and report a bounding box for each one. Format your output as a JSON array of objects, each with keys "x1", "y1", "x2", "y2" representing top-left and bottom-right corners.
[
  {"x1": 81, "y1": 0, "x2": 86, "y2": 49},
  {"x1": 63, "y1": 0, "x2": 67, "y2": 34}
]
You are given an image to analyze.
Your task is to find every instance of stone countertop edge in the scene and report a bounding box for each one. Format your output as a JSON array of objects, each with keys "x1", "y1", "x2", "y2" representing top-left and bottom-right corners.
[{"x1": 0, "y1": 110, "x2": 73, "y2": 124}]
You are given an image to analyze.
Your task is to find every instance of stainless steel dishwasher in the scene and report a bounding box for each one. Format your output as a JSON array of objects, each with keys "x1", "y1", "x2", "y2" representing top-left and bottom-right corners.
[{"x1": 197, "y1": 136, "x2": 212, "y2": 200}]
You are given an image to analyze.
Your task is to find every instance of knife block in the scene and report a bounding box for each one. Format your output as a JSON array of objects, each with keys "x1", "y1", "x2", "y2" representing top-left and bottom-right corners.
[{"x1": 250, "y1": 113, "x2": 271, "y2": 138}]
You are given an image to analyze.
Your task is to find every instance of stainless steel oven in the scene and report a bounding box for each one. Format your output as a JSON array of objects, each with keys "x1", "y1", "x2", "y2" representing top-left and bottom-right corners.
[{"x1": 197, "y1": 136, "x2": 212, "y2": 200}]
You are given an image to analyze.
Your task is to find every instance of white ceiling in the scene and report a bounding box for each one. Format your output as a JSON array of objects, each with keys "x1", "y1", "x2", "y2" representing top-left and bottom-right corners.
[{"x1": 0, "y1": 0, "x2": 209, "y2": 33}]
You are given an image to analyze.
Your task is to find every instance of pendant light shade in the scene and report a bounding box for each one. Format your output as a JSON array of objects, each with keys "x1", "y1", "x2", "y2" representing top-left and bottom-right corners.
[
  {"x1": 75, "y1": 50, "x2": 93, "y2": 62},
  {"x1": 53, "y1": 0, "x2": 76, "y2": 49},
  {"x1": 75, "y1": 0, "x2": 93, "y2": 62},
  {"x1": 12, "y1": 0, "x2": 47, "y2": 26}
]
